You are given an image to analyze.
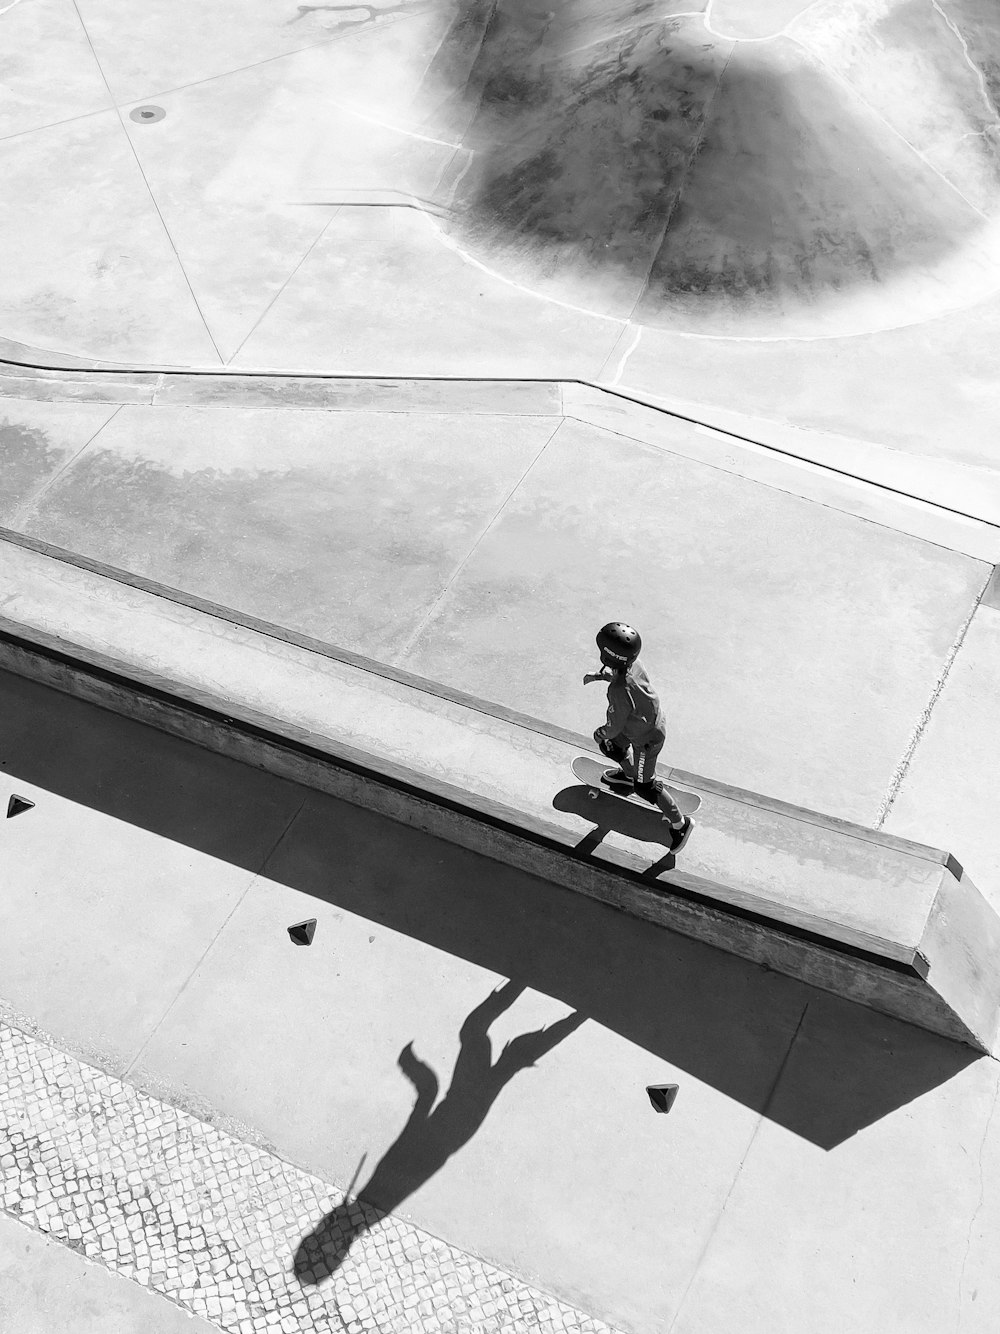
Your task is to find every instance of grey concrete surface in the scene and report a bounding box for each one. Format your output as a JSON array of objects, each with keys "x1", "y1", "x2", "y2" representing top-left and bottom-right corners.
[
  {"x1": 3, "y1": 0, "x2": 1000, "y2": 1326},
  {"x1": 4, "y1": 539, "x2": 1000, "y2": 1050},
  {"x1": 9, "y1": 404, "x2": 561, "y2": 663},
  {"x1": 883, "y1": 604, "x2": 1000, "y2": 917},
  {"x1": 0, "y1": 399, "x2": 122, "y2": 524},
  {"x1": 1, "y1": 395, "x2": 992, "y2": 826},
  {"x1": 669, "y1": 1002, "x2": 1000, "y2": 1334},
  {"x1": 3, "y1": 0, "x2": 1000, "y2": 511},
  {"x1": 0, "y1": 1211, "x2": 219, "y2": 1334},
  {"x1": 1, "y1": 672, "x2": 996, "y2": 1333}
]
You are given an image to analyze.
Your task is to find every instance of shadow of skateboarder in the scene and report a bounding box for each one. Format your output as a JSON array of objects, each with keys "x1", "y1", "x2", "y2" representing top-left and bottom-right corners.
[{"x1": 293, "y1": 979, "x2": 586, "y2": 1284}]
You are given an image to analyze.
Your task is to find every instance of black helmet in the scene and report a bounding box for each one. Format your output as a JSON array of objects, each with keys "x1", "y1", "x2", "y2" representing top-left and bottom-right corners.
[{"x1": 596, "y1": 622, "x2": 641, "y2": 669}]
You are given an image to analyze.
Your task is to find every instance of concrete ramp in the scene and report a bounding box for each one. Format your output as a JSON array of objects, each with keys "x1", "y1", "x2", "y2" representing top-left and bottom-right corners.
[{"x1": 2, "y1": 534, "x2": 998, "y2": 1053}]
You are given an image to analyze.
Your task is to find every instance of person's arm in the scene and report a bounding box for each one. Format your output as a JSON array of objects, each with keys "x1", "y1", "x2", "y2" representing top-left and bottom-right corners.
[{"x1": 597, "y1": 679, "x2": 632, "y2": 743}]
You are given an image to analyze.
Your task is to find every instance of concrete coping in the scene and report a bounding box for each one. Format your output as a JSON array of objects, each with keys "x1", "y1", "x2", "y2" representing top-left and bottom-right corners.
[{"x1": 1, "y1": 533, "x2": 999, "y2": 1054}]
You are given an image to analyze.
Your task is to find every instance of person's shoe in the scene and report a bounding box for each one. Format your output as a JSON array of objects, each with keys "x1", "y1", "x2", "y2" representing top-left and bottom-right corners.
[
  {"x1": 601, "y1": 768, "x2": 633, "y2": 789},
  {"x1": 667, "y1": 816, "x2": 694, "y2": 854}
]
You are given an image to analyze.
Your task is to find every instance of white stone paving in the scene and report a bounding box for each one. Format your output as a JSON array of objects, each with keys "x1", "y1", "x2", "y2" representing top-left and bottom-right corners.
[{"x1": 0, "y1": 1022, "x2": 619, "y2": 1333}]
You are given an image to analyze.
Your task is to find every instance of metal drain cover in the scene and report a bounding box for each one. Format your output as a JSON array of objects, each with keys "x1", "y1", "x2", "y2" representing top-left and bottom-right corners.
[{"x1": 129, "y1": 105, "x2": 165, "y2": 124}]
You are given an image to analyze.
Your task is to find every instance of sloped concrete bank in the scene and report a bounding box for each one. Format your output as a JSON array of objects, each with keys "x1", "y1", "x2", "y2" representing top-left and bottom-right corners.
[
  {"x1": 4, "y1": 348, "x2": 1000, "y2": 538},
  {"x1": 2, "y1": 533, "x2": 998, "y2": 1054}
]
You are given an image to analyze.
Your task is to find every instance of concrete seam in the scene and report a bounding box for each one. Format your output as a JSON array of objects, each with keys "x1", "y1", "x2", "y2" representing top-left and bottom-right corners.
[
  {"x1": 4, "y1": 404, "x2": 124, "y2": 531},
  {"x1": 107, "y1": 11, "x2": 427, "y2": 115},
  {"x1": 931, "y1": 0, "x2": 999, "y2": 126},
  {"x1": 393, "y1": 417, "x2": 566, "y2": 665},
  {"x1": 666, "y1": 1001, "x2": 810, "y2": 1332},
  {"x1": 120, "y1": 791, "x2": 311, "y2": 1081},
  {"x1": 596, "y1": 44, "x2": 734, "y2": 384},
  {"x1": 560, "y1": 408, "x2": 993, "y2": 557},
  {"x1": 601, "y1": 326, "x2": 643, "y2": 388},
  {"x1": 0, "y1": 530, "x2": 977, "y2": 866},
  {"x1": 561, "y1": 10, "x2": 705, "y2": 60},
  {"x1": 224, "y1": 210, "x2": 341, "y2": 366},
  {"x1": 793, "y1": 33, "x2": 991, "y2": 223},
  {"x1": 954, "y1": 1072, "x2": 1000, "y2": 1332},
  {"x1": 781, "y1": 0, "x2": 834, "y2": 37},
  {"x1": 4, "y1": 367, "x2": 999, "y2": 534},
  {"x1": 67, "y1": 0, "x2": 226, "y2": 366},
  {"x1": 0, "y1": 102, "x2": 117, "y2": 146},
  {"x1": 874, "y1": 569, "x2": 993, "y2": 830},
  {"x1": 705, "y1": 0, "x2": 839, "y2": 43},
  {"x1": 589, "y1": 384, "x2": 1000, "y2": 534}
]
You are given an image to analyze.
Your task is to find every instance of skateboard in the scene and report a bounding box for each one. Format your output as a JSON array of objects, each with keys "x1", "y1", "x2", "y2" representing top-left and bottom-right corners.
[{"x1": 571, "y1": 756, "x2": 701, "y2": 817}]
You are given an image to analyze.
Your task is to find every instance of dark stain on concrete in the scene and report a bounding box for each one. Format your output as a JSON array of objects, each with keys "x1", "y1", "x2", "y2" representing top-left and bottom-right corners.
[
  {"x1": 0, "y1": 418, "x2": 76, "y2": 525},
  {"x1": 422, "y1": 2, "x2": 1000, "y2": 316},
  {"x1": 288, "y1": 0, "x2": 431, "y2": 31},
  {"x1": 17, "y1": 447, "x2": 482, "y2": 658}
]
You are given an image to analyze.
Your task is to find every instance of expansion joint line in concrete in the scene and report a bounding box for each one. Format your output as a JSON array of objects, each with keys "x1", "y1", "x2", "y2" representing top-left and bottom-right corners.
[
  {"x1": 4, "y1": 404, "x2": 124, "y2": 531},
  {"x1": 874, "y1": 568, "x2": 994, "y2": 831},
  {"x1": 931, "y1": 0, "x2": 999, "y2": 127},
  {"x1": 224, "y1": 212, "x2": 340, "y2": 366},
  {"x1": 794, "y1": 33, "x2": 991, "y2": 224},
  {"x1": 5, "y1": 358, "x2": 1000, "y2": 534},
  {"x1": 955, "y1": 1074, "x2": 1000, "y2": 1331},
  {"x1": 65, "y1": 2, "x2": 225, "y2": 367},
  {"x1": 121, "y1": 791, "x2": 311, "y2": 1082},
  {"x1": 596, "y1": 45, "x2": 733, "y2": 384},
  {"x1": 666, "y1": 1001, "x2": 811, "y2": 1333},
  {"x1": 393, "y1": 416, "x2": 566, "y2": 666}
]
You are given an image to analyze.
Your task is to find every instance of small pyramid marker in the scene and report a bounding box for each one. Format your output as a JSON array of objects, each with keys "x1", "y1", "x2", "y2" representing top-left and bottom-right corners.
[
  {"x1": 646, "y1": 1084, "x2": 679, "y2": 1114},
  {"x1": 288, "y1": 918, "x2": 317, "y2": 946},
  {"x1": 6, "y1": 795, "x2": 35, "y2": 819}
]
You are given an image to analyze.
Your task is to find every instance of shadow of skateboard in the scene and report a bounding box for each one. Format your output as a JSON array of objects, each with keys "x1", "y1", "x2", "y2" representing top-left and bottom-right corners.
[
  {"x1": 572, "y1": 756, "x2": 701, "y2": 820},
  {"x1": 563, "y1": 756, "x2": 701, "y2": 873}
]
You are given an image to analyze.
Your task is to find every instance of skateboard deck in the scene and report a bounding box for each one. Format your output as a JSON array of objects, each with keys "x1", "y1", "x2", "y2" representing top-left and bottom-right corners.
[{"x1": 572, "y1": 756, "x2": 701, "y2": 816}]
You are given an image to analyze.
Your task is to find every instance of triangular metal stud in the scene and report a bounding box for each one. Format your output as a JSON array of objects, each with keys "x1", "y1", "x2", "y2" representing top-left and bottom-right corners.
[
  {"x1": 646, "y1": 1083, "x2": 679, "y2": 1114},
  {"x1": 6, "y1": 795, "x2": 35, "y2": 819},
  {"x1": 288, "y1": 918, "x2": 317, "y2": 946}
]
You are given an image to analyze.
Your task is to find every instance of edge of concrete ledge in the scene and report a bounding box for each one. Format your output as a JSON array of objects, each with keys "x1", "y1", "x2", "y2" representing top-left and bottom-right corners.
[
  {"x1": 4, "y1": 349, "x2": 998, "y2": 557},
  {"x1": 2, "y1": 531, "x2": 999, "y2": 1054},
  {"x1": 2, "y1": 624, "x2": 978, "y2": 1050},
  {"x1": 0, "y1": 527, "x2": 966, "y2": 878}
]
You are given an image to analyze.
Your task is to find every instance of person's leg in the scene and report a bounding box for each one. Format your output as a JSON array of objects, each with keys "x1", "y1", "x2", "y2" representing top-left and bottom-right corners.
[
  {"x1": 600, "y1": 738, "x2": 635, "y2": 785},
  {"x1": 633, "y1": 737, "x2": 684, "y2": 825}
]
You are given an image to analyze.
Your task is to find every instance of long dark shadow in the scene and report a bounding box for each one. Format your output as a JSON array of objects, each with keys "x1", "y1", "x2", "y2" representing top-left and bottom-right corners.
[
  {"x1": 0, "y1": 668, "x2": 980, "y2": 1150},
  {"x1": 292, "y1": 980, "x2": 586, "y2": 1283}
]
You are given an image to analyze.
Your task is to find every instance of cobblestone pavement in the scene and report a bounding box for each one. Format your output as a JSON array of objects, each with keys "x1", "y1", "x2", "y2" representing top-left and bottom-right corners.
[{"x1": 0, "y1": 1022, "x2": 620, "y2": 1333}]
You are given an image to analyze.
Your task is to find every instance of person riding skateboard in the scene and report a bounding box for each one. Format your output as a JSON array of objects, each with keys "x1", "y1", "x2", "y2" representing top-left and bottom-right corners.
[{"x1": 583, "y1": 621, "x2": 693, "y2": 854}]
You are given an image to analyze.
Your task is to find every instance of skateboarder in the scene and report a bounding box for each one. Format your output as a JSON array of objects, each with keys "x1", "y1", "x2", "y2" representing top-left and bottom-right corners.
[{"x1": 584, "y1": 622, "x2": 694, "y2": 854}]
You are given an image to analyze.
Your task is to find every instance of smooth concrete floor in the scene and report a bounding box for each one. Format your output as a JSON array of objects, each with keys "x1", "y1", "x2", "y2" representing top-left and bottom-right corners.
[
  {"x1": 1, "y1": 672, "x2": 998, "y2": 1334},
  {"x1": 0, "y1": 1211, "x2": 218, "y2": 1334},
  {"x1": 3, "y1": 0, "x2": 1000, "y2": 1326},
  {"x1": 883, "y1": 604, "x2": 1000, "y2": 911},
  {"x1": 0, "y1": 393, "x2": 992, "y2": 840},
  {"x1": 2, "y1": 0, "x2": 1000, "y2": 493}
]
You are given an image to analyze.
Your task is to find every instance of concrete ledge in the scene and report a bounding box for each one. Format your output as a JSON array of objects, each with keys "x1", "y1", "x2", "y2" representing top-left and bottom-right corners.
[{"x1": 2, "y1": 536, "x2": 999, "y2": 1052}]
